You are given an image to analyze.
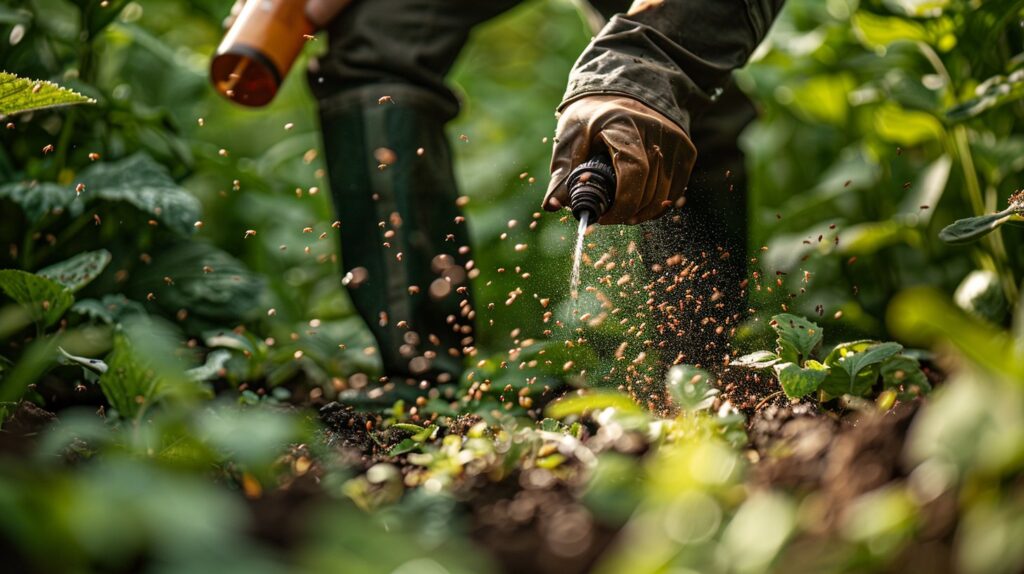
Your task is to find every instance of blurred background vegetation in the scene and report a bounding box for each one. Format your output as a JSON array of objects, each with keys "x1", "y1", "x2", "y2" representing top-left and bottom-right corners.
[{"x1": 2, "y1": 0, "x2": 1024, "y2": 572}]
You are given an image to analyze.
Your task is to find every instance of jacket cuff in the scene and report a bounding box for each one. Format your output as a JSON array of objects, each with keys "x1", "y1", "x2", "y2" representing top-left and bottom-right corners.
[{"x1": 559, "y1": 14, "x2": 728, "y2": 136}]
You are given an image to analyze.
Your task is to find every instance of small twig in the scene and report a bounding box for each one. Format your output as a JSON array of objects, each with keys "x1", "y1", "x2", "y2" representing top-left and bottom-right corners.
[{"x1": 754, "y1": 390, "x2": 784, "y2": 411}]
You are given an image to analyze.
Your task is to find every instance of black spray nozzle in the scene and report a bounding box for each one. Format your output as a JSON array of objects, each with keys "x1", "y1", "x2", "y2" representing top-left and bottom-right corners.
[{"x1": 567, "y1": 152, "x2": 616, "y2": 224}]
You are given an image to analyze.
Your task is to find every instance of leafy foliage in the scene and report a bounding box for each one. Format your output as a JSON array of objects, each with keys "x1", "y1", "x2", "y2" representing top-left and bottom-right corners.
[
  {"x1": 37, "y1": 249, "x2": 111, "y2": 292},
  {"x1": 77, "y1": 153, "x2": 201, "y2": 236},
  {"x1": 0, "y1": 71, "x2": 93, "y2": 115},
  {"x1": 0, "y1": 269, "x2": 74, "y2": 327}
]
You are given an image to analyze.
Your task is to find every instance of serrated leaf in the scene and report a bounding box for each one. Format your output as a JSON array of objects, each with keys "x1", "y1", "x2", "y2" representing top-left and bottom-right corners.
[
  {"x1": 126, "y1": 240, "x2": 263, "y2": 321},
  {"x1": 0, "y1": 269, "x2": 74, "y2": 327},
  {"x1": 666, "y1": 364, "x2": 719, "y2": 411},
  {"x1": 78, "y1": 153, "x2": 200, "y2": 235},
  {"x1": 0, "y1": 71, "x2": 94, "y2": 115},
  {"x1": 0, "y1": 181, "x2": 78, "y2": 223},
  {"x1": 733, "y1": 350, "x2": 780, "y2": 369},
  {"x1": 939, "y1": 208, "x2": 1015, "y2": 244},
  {"x1": 98, "y1": 332, "x2": 162, "y2": 418},
  {"x1": 37, "y1": 249, "x2": 111, "y2": 292},
  {"x1": 772, "y1": 313, "x2": 823, "y2": 365},
  {"x1": 71, "y1": 294, "x2": 146, "y2": 324},
  {"x1": 774, "y1": 361, "x2": 828, "y2": 399},
  {"x1": 880, "y1": 355, "x2": 931, "y2": 397}
]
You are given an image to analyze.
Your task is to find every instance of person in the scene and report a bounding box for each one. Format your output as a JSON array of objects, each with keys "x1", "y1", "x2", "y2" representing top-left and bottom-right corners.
[{"x1": 239, "y1": 0, "x2": 785, "y2": 398}]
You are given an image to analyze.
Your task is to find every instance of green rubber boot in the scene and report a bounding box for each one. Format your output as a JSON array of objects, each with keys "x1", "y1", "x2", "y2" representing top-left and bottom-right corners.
[{"x1": 318, "y1": 85, "x2": 475, "y2": 395}]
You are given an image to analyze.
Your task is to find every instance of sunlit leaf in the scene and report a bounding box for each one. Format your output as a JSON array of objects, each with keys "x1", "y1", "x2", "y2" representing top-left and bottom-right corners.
[
  {"x1": 852, "y1": 11, "x2": 930, "y2": 51},
  {"x1": 774, "y1": 361, "x2": 828, "y2": 398},
  {"x1": 545, "y1": 390, "x2": 643, "y2": 419},
  {"x1": 0, "y1": 71, "x2": 94, "y2": 115},
  {"x1": 732, "y1": 350, "x2": 781, "y2": 369},
  {"x1": 873, "y1": 102, "x2": 944, "y2": 146},
  {"x1": 772, "y1": 313, "x2": 823, "y2": 365}
]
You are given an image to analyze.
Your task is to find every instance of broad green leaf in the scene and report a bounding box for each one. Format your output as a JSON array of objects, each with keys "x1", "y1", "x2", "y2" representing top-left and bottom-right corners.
[
  {"x1": 838, "y1": 220, "x2": 920, "y2": 255},
  {"x1": 888, "y1": 287, "x2": 1024, "y2": 381},
  {"x1": 0, "y1": 269, "x2": 74, "y2": 327},
  {"x1": 823, "y1": 342, "x2": 903, "y2": 397},
  {"x1": 98, "y1": 332, "x2": 162, "y2": 418},
  {"x1": 880, "y1": 355, "x2": 931, "y2": 396},
  {"x1": 938, "y1": 208, "x2": 1015, "y2": 244},
  {"x1": 882, "y1": 0, "x2": 949, "y2": 17},
  {"x1": 787, "y1": 74, "x2": 855, "y2": 125},
  {"x1": 0, "y1": 71, "x2": 94, "y2": 115},
  {"x1": 732, "y1": 350, "x2": 780, "y2": 369},
  {"x1": 947, "y1": 69, "x2": 1024, "y2": 122},
  {"x1": 824, "y1": 340, "x2": 876, "y2": 367},
  {"x1": 126, "y1": 240, "x2": 263, "y2": 321},
  {"x1": 37, "y1": 249, "x2": 111, "y2": 292},
  {"x1": 78, "y1": 153, "x2": 201, "y2": 236},
  {"x1": 774, "y1": 361, "x2": 829, "y2": 398},
  {"x1": 873, "y1": 102, "x2": 944, "y2": 146},
  {"x1": 772, "y1": 313, "x2": 823, "y2": 365},
  {"x1": 666, "y1": 364, "x2": 719, "y2": 412},
  {"x1": 545, "y1": 390, "x2": 643, "y2": 419},
  {"x1": 954, "y1": 270, "x2": 1006, "y2": 323},
  {"x1": 852, "y1": 11, "x2": 930, "y2": 51},
  {"x1": 71, "y1": 294, "x2": 147, "y2": 324},
  {"x1": 0, "y1": 181, "x2": 77, "y2": 223}
]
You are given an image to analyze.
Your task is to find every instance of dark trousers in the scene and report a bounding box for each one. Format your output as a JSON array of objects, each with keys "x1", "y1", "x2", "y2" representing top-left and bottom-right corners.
[{"x1": 312, "y1": 0, "x2": 754, "y2": 383}]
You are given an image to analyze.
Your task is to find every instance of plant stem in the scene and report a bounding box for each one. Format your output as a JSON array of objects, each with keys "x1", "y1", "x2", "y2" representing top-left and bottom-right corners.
[{"x1": 950, "y1": 125, "x2": 1018, "y2": 305}]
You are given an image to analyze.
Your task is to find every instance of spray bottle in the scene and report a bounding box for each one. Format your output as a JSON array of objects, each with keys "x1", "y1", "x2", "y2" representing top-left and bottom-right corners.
[
  {"x1": 567, "y1": 152, "x2": 616, "y2": 225},
  {"x1": 210, "y1": 0, "x2": 315, "y2": 107}
]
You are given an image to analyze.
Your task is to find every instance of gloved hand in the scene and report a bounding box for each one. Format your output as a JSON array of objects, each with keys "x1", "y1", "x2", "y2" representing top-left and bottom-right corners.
[{"x1": 544, "y1": 95, "x2": 697, "y2": 225}]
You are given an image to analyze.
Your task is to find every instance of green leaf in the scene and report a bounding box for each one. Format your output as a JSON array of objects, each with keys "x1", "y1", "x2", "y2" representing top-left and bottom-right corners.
[
  {"x1": 774, "y1": 361, "x2": 828, "y2": 399},
  {"x1": 822, "y1": 342, "x2": 902, "y2": 397},
  {"x1": 771, "y1": 313, "x2": 823, "y2": 365},
  {"x1": 888, "y1": 287, "x2": 1024, "y2": 381},
  {"x1": 0, "y1": 270, "x2": 74, "y2": 327},
  {"x1": 71, "y1": 294, "x2": 147, "y2": 324},
  {"x1": 126, "y1": 240, "x2": 263, "y2": 322},
  {"x1": 0, "y1": 181, "x2": 77, "y2": 223},
  {"x1": 98, "y1": 332, "x2": 162, "y2": 418},
  {"x1": 732, "y1": 350, "x2": 780, "y2": 369},
  {"x1": 666, "y1": 364, "x2": 719, "y2": 411},
  {"x1": 954, "y1": 270, "x2": 1006, "y2": 323},
  {"x1": 873, "y1": 102, "x2": 944, "y2": 146},
  {"x1": 0, "y1": 71, "x2": 94, "y2": 115},
  {"x1": 947, "y1": 69, "x2": 1024, "y2": 121},
  {"x1": 78, "y1": 153, "x2": 201, "y2": 236},
  {"x1": 852, "y1": 11, "x2": 931, "y2": 51},
  {"x1": 545, "y1": 390, "x2": 643, "y2": 419},
  {"x1": 880, "y1": 355, "x2": 931, "y2": 396},
  {"x1": 938, "y1": 208, "x2": 1015, "y2": 245},
  {"x1": 387, "y1": 438, "x2": 421, "y2": 456},
  {"x1": 37, "y1": 249, "x2": 111, "y2": 292},
  {"x1": 186, "y1": 349, "x2": 231, "y2": 382}
]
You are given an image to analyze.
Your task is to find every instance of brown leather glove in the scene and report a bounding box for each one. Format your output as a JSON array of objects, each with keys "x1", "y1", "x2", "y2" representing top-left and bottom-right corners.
[{"x1": 544, "y1": 96, "x2": 697, "y2": 225}]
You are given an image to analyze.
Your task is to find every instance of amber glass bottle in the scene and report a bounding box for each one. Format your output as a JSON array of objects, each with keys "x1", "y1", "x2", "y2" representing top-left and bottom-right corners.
[{"x1": 210, "y1": 0, "x2": 314, "y2": 107}]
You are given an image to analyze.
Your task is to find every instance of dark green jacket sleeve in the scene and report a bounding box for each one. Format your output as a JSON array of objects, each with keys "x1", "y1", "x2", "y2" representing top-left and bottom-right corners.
[{"x1": 562, "y1": 0, "x2": 785, "y2": 133}]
